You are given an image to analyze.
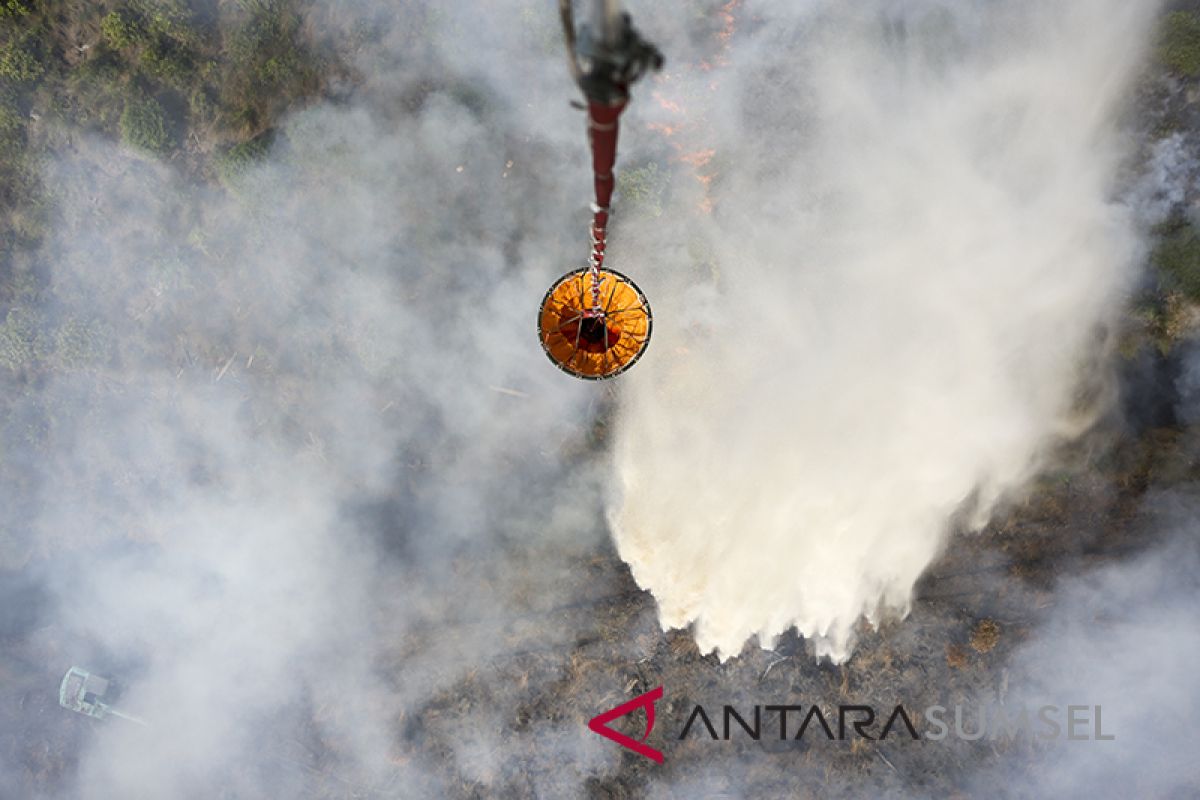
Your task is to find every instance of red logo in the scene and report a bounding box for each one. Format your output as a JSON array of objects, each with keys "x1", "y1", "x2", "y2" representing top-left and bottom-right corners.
[{"x1": 587, "y1": 686, "x2": 664, "y2": 763}]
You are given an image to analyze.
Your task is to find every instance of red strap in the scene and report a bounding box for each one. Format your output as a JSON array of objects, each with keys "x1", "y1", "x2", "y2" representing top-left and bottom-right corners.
[{"x1": 587, "y1": 99, "x2": 626, "y2": 277}]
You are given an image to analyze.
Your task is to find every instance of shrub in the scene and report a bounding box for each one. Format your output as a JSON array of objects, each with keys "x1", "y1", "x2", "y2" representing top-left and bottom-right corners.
[
  {"x1": 0, "y1": 101, "x2": 23, "y2": 161},
  {"x1": 0, "y1": 0, "x2": 32, "y2": 18},
  {"x1": 969, "y1": 619, "x2": 1000, "y2": 654},
  {"x1": 119, "y1": 95, "x2": 172, "y2": 154},
  {"x1": 64, "y1": 55, "x2": 130, "y2": 130},
  {"x1": 101, "y1": 10, "x2": 149, "y2": 51},
  {"x1": 140, "y1": 37, "x2": 193, "y2": 88},
  {"x1": 188, "y1": 85, "x2": 215, "y2": 121},
  {"x1": 216, "y1": 134, "x2": 270, "y2": 185},
  {"x1": 0, "y1": 308, "x2": 40, "y2": 371},
  {"x1": 220, "y1": 0, "x2": 320, "y2": 124},
  {"x1": 0, "y1": 33, "x2": 43, "y2": 82},
  {"x1": 1151, "y1": 221, "x2": 1200, "y2": 302},
  {"x1": 52, "y1": 318, "x2": 111, "y2": 370},
  {"x1": 1159, "y1": 11, "x2": 1200, "y2": 77},
  {"x1": 132, "y1": 0, "x2": 198, "y2": 45}
]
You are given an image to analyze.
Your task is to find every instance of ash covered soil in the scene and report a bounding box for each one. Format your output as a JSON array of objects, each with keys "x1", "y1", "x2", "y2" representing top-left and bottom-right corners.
[{"x1": 4, "y1": 414, "x2": 1200, "y2": 799}]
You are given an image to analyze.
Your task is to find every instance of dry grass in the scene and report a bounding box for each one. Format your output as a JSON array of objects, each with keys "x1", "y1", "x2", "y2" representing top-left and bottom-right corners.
[
  {"x1": 945, "y1": 643, "x2": 970, "y2": 669},
  {"x1": 969, "y1": 620, "x2": 1000, "y2": 654}
]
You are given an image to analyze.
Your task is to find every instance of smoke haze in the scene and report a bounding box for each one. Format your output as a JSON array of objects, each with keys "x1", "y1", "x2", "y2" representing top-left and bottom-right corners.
[
  {"x1": 2, "y1": 0, "x2": 1188, "y2": 798},
  {"x1": 611, "y1": 0, "x2": 1159, "y2": 660},
  {"x1": 4, "y1": 5, "x2": 619, "y2": 794}
]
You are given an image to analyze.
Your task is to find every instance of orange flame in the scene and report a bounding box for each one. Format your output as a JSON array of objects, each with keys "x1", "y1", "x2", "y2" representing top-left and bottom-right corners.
[
  {"x1": 679, "y1": 148, "x2": 716, "y2": 169},
  {"x1": 641, "y1": 1, "x2": 742, "y2": 213},
  {"x1": 652, "y1": 91, "x2": 686, "y2": 116}
]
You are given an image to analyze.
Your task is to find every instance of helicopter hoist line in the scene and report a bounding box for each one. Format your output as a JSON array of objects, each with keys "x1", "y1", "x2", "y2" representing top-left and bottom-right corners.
[{"x1": 538, "y1": 0, "x2": 662, "y2": 380}]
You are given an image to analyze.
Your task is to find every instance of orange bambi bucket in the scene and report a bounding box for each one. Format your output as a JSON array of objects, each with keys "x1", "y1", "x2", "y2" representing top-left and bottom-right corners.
[
  {"x1": 541, "y1": 2, "x2": 661, "y2": 380},
  {"x1": 538, "y1": 267, "x2": 652, "y2": 380}
]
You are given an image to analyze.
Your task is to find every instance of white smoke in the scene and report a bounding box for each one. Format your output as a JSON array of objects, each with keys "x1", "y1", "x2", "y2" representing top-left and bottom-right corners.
[
  {"x1": 610, "y1": 0, "x2": 1160, "y2": 660},
  {"x1": 964, "y1": 491, "x2": 1200, "y2": 799},
  {"x1": 2, "y1": 1, "x2": 1180, "y2": 797},
  {"x1": 6, "y1": 7, "x2": 612, "y2": 795}
]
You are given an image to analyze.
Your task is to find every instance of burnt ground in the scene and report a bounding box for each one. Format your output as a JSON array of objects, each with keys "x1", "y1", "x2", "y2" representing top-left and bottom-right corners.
[{"x1": 3, "y1": 380, "x2": 1199, "y2": 799}]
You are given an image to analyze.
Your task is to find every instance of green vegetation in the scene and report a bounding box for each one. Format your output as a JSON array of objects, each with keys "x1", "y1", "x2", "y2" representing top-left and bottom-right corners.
[
  {"x1": 1, "y1": 0, "x2": 336, "y2": 157},
  {"x1": 0, "y1": 97, "x2": 23, "y2": 159},
  {"x1": 0, "y1": 0, "x2": 32, "y2": 18},
  {"x1": 216, "y1": 134, "x2": 271, "y2": 185},
  {"x1": 1151, "y1": 218, "x2": 1200, "y2": 303},
  {"x1": 0, "y1": 0, "x2": 358, "y2": 487},
  {"x1": 1132, "y1": 219, "x2": 1200, "y2": 357},
  {"x1": 0, "y1": 29, "x2": 43, "y2": 82},
  {"x1": 0, "y1": 308, "x2": 39, "y2": 372},
  {"x1": 0, "y1": 307, "x2": 110, "y2": 372},
  {"x1": 1158, "y1": 11, "x2": 1200, "y2": 77},
  {"x1": 220, "y1": 0, "x2": 323, "y2": 136},
  {"x1": 1119, "y1": 217, "x2": 1200, "y2": 356},
  {"x1": 100, "y1": 10, "x2": 149, "y2": 52},
  {"x1": 119, "y1": 94, "x2": 171, "y2": 153},
  {"x1": 50, "y1": 317, "x2": 111, "y2": 370},
  {"x1": 0, "y1": 0, "x2": 350, "y2": 253}
]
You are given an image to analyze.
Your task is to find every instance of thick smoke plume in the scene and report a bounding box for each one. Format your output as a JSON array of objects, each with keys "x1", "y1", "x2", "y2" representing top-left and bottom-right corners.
[
  {"x1": 610, "y1": 0, "x2": 1160, "y2": 660},
  {"x1": 5, "y1": 4, "x2": 620, "y2": 796},
  {"x1": 964, "y1": 490, "x2": 1200, "y2": 798}
]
